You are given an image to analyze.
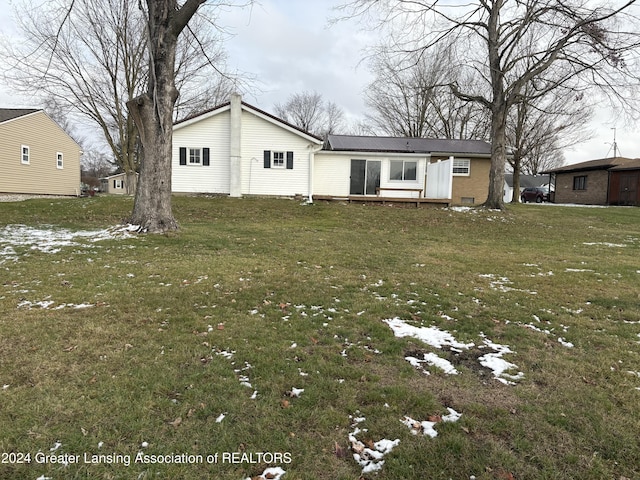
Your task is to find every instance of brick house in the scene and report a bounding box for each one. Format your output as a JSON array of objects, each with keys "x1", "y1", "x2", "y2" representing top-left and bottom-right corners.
[{"x1": 545, "y1": 157, "x2": 640, "y2": 206}]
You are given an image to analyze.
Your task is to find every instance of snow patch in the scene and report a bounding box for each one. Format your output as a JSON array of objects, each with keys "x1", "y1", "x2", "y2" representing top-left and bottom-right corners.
[
  {"x1": 348, "y1": 415, "x2": 400, "y2": 474},
  {"x1": 386, "y1": 318, "x2": 524, "y2": 384}
]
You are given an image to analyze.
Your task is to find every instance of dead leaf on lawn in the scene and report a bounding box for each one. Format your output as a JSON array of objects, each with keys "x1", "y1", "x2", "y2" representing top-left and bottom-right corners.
[
  {"x1": 333, "y1": 441, "x2": 347, "y2": 458},
  {"x1": 350, "y1": 441, "x2": 364, "y2": 454},
  {"x1": 280, "y1": 399, "x2": 290, "y2": 408},
  {"x1": 169, "y1": 417, "x2": 182, "y2": 428},
  {"x1": 63, "y1": 345, "x2": 77, "y2": 352},
  {"x1": 87, "y1": 375, "x2": 97, "y2": 384}
]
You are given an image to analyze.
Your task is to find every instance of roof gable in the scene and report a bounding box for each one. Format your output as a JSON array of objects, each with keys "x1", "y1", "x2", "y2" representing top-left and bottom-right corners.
[
  {"x1": 324, "y1": 134, "x2": 492, "y2": 156},
  {"x1": 0, "y1": 108, "x2": 40, "y2": 124},
  {"x1": 174, "y1": 100, "x2": 323, "y2": 144}
]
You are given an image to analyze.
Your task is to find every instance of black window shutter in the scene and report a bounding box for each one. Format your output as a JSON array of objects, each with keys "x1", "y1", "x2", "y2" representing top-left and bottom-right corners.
[
  {"x1": 179, "y1": 147, "x2": 187, "y2": 165},
  {"x1": 202, "y1": 148, "x2": 210, "y2": 166},
  {"x1": 286, "y1": 151, "x2": 294, "y2": 170},
  {"x1": 263, "y1": 150, "x2": 271, "y2": 168}
]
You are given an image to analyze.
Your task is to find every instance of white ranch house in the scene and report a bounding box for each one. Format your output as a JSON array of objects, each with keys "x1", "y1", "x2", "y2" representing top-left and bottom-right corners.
[{"x1": 172, "y1": 94, "x2": 493, "y2": 205}]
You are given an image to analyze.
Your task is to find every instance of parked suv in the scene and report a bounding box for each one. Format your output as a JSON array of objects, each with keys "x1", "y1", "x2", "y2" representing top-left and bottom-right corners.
[{"x1": 521, "y1": 187, "x2": 548, "y2": 203}]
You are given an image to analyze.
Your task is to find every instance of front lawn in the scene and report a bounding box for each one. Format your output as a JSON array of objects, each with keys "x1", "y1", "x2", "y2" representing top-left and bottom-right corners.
[{"x1": 1, "y1": 196, "x2": 638, "y2": 479}]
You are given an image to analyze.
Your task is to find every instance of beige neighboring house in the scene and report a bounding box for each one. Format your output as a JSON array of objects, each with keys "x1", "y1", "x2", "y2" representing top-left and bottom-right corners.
[
  {"x1": 0, "y1": 109, "x2": 82, "y2": 196},
  {"x1": 100, "y1": 172, "x2": 138, "y2": 194}
]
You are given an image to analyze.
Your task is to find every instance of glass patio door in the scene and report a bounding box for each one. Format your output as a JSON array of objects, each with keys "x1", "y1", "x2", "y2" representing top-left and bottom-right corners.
[{"x1": 350, "y1": 159, "x2": 381, "y2": 195}]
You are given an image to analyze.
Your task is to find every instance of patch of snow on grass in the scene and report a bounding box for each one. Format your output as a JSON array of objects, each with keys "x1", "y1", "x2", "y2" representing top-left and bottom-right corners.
[
  {"x1": 479, "y1": 336, "x2": 525, "y2": 385},
  {"x1": 245, "y1": 467, "x2": 286, "y2": 480},
  {"x1": 383, "y1": 318, "x2": 474, "y2": 350},
  {"x1": 405, "y1": 352, "x2": 459, "y2": 375},
  {"x1": 583, "y1": 242, "x2": 627, "y2": 248},
  {"x1": 557, "y1": 337, "x2": 574, "y2": 348},
  {"x1": 289, "y1": 387, "x2": 304, "y2": 397},
  {"x1": 386, "y1": 318, "x2": 524, "y2": 384},
  {"x1": 479, "y1": 274, "x2": 537, "y2": 295},
  {"x1": 0, "y1": 224, "x2": 139, "y2": 261},
  {"x1": 401, "y1": 408, "x2": 462, "y2": 437},
  {"x1": 348, "y1": 414, "x2": 400, "y2": 474}
]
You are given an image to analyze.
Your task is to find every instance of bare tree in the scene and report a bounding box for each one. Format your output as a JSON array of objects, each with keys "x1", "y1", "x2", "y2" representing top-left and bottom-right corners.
[
  {"x1": 3, "y1": 0, "x2": 234, "y2": 197},
  {"x1": 274, "y1": 91, "x2": 344, "y2": 139},
  {"x1": 507, "y1": 87, "x2": 593, "y2": 201},
  {"x1": 338, "y1": 0, "x2": 640, "y2": 209},
  {"x1": 364, "y1": 45, "x2": 490, "y2": 139}
]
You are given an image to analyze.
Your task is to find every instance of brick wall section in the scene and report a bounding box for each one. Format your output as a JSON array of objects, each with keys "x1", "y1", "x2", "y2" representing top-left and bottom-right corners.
[
  {"x1": 431, "y1": 156, "x2": 491, "y2": 205},
  {"x1": 554, "y1": 170, "x2": 609, "y2": 205}
]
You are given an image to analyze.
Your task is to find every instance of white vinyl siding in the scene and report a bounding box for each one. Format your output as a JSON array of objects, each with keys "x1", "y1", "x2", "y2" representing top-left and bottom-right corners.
[
  {"x1": 314, "y1": 152, "x2": 426, "y2": 198},
  {"x1": 172, "y1": 104, "x2": 320, "y2": 197},
  {"x1": 189, "y1": 148, "x2": 201, "y2": 165},
  {"x1": 240, "y1": 109, "x2": 312, "y2": 197},
  {"x1": 390, "y1": 160, "x2": 417, "y2": 181},
  {"x1": 172, "y1": 109, "x2": 231, "y2": 194}
]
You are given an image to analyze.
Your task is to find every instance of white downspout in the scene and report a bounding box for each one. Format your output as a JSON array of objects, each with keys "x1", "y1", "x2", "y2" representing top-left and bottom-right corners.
[
  {"x1": 308, "y1": 144, "x2": 323, "y2": 203},
  {"x1": 229, "y1": 93, "x2": 242, "y2": 197}
]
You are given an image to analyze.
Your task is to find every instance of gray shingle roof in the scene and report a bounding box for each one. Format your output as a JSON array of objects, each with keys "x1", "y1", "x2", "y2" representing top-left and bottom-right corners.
[
  {"x1": 504, "y1": 174, "x2": 550, "y2": 188},
  {"x1": 325, "y1": 134, "x2": 491, "y2": 155},
  {"x1": 0, "y1": 108, "x2": 40, "y2": 123}
]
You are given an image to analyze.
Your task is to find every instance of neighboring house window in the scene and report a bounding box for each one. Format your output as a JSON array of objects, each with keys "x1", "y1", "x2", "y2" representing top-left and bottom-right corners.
[
  {"x1": 21, "y1": 145, "x2": 30, "y2": 164},
  {"x1": 114, "y1": 179, "x2": 124, "y2": 189},
  {"x1": 56, "y1": 152, "x2": 64, "y2": 169},
  {"x1": 453, "y1": 159, "x2": 470, "y2": 176},
  {"x1": 273, "y1": 151, "x2": 285, "y2": 168},
  {"x1": 189, "y1": 148, "x2": 201, "y2": 165},
  {"x1": 390, "y1": 160, "x2": 417, "y2": 181},
  {"x1": 573, "y1": 175, "x2": 587, "y2": 190}
]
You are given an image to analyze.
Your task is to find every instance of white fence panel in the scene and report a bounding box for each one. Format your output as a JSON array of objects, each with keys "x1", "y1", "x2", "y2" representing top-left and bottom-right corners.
[{"x1": 425, "y1": 157, "x2": 453, "y2": 199}]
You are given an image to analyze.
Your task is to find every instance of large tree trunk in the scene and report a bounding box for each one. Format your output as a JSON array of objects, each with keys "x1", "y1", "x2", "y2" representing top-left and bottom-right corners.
[
  {"x1": 484, "y1": 0, "x2": 507, "y2": 210},
  {"x1": 485, "y1": 105, "x2": 507, "y2": 209},
  {"x1": 511, "y1": 157, "x2": 521, "y2": 203},
  {"x1": 126, "y1": 0, "x2": 204, "y2": 232}
]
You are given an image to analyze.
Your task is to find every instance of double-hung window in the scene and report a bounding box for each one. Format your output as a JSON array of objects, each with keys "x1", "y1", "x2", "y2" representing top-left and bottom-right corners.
[
  {"x1": 189, "y1": 148, "x2": 201, "y2": 165},
  {"x1": 56, "y1": 152, "x2": 64, "y2": 169},
  {"x1": 21, "y1": 145, "x2": 30, "y2": 164},
  {"x1": 263, "y1": 150, "x2": 294, "y2": 169},
  {"x1": 179, "y1": 147, "x2": 209, "y2": 166},
  {"x1": 272, "y1": 151, "x2": 285, "y2": 168},
  {"x1": 390, "y1": 160, "x2": 417, "y2": 181}
]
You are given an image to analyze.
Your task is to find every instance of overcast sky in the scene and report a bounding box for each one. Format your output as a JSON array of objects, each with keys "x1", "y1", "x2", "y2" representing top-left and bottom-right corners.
[{"x1": 1, "y1": 0, "x2": 637, "y2": 164}]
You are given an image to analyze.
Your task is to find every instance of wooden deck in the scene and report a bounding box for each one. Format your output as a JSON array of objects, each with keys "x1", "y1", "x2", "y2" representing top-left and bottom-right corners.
[{"x1": 312, "y1": 195, "x2": 451, "y2": 208}]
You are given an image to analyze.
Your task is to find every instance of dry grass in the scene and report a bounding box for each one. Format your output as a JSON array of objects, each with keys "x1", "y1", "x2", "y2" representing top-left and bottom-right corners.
[{"x1": 0, "y1": 196, "x2": 639, "y2": 479}]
